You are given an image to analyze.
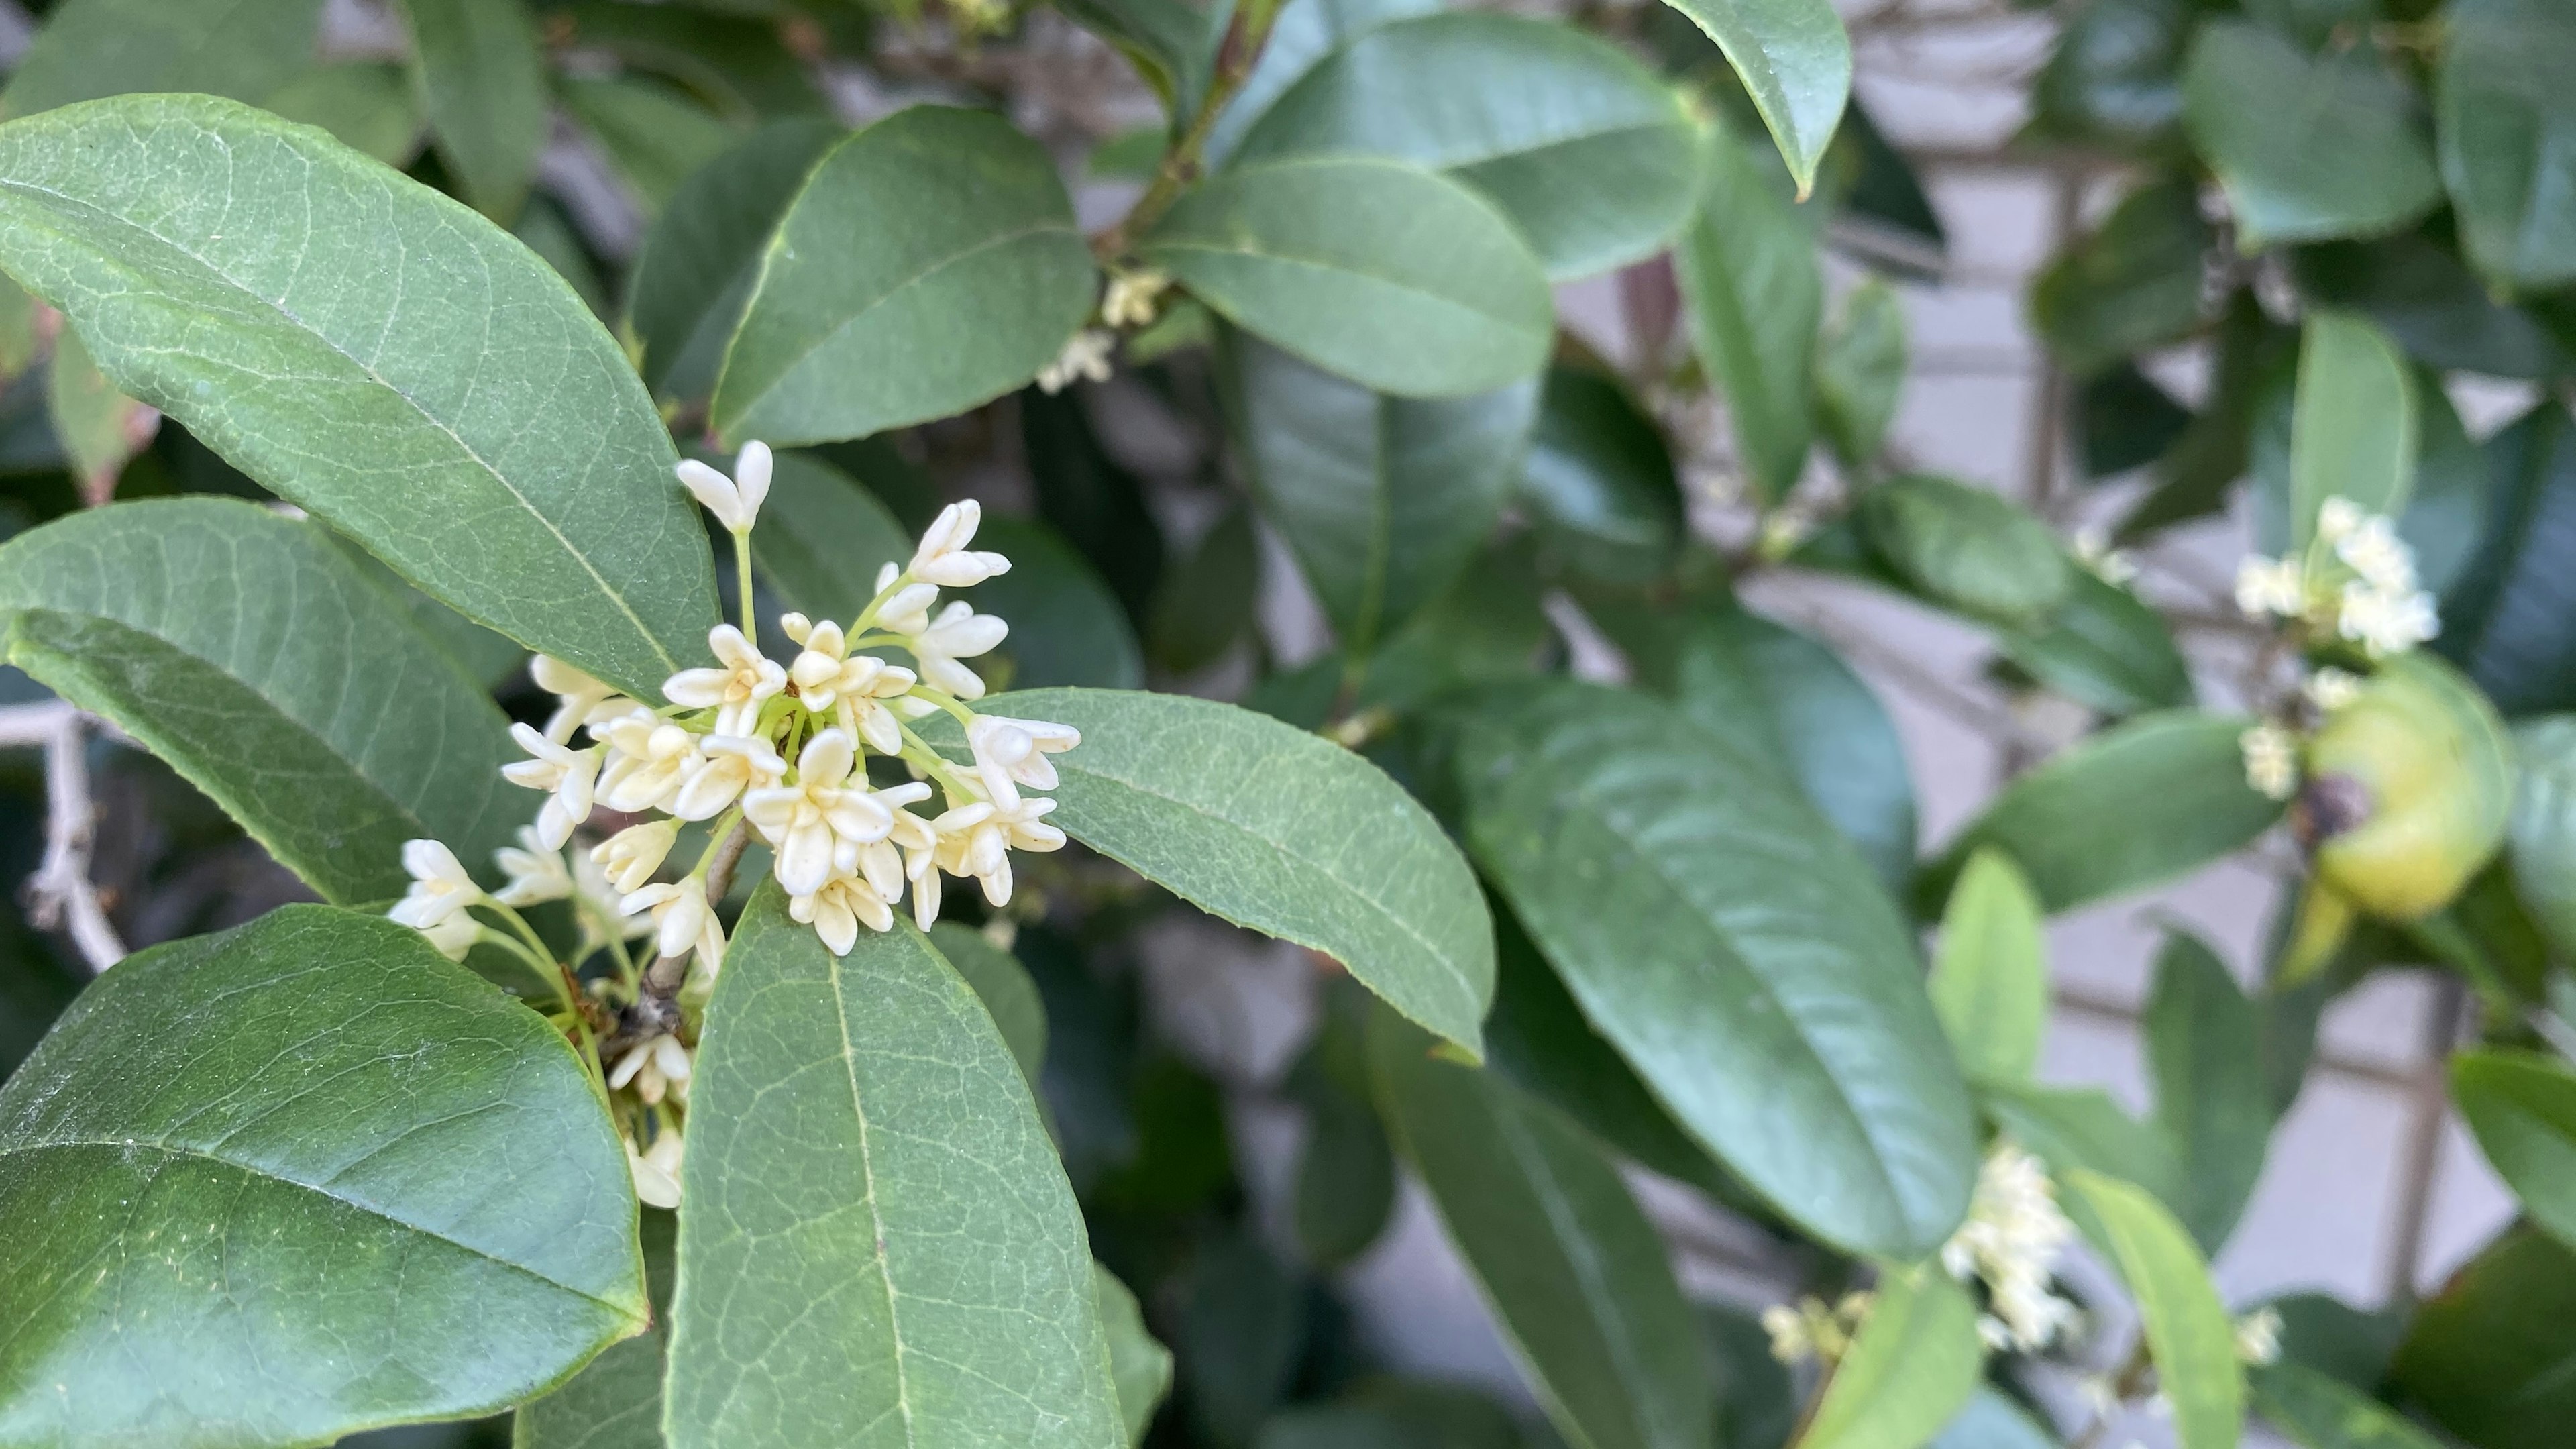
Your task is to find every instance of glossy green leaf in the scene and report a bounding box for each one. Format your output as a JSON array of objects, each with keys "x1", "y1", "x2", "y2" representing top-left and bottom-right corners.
[
  {"x1": 551, "y1": 0, "x2": 826, "y2": 123},
  {"x1": 1142, "y1": 157, "x2": 1554, "y2": 398},
  {"x1": 1792, "y1": 1265, "x2": 1982, "y2": 1449},
  {"x1": 2292, "y1": 231, "x2": 2571, "y2": 380},
  {"x1": 2288, "y1": 311, "x2": 2416, "y2": 552},
  {"x1": 2440, "y1": 403, "x2": 2576, "y2": 716},
  {"x1": 712, "y1": 105, "x2": 1095, "y2": 446},
  {"x1": 260, "y1": 62, "x2": 422, "y2": 164},
  {"x1": 2510, "y1": 719, "x2": 2576, "y2": 959},
  {"x1": 1929, "y1": 849, "x2": 2046, "y2": 1086},
  {"x1": 1203, "y1": 0, "x2": 1440, "y2": 168},
  {"x1": 747, "y1": 450, "x2": 914, "y2": 627},
  {"x1": 1371, "y1": 1009, "x2": 1713, "y2": 1449},
  {"x1": 666, "y1": 889, "x2": 1123, "y2": 1449},
  {"x1": 1674, "y1": 128, "x2": 1819, "y2": 502},
  {"x1": 2029, "y1": 0, "x2": 2188, "y2": 152},
  {"x1": 559, "y1": 75, "x2": 739, "y2": 217},
  {"x1": 1984, "y1": 1082, "x2": 2180, "y2": 1210},
  {"x1": 1178, "y1": 1229, "x2": 1304, "y2": 1444},
  {"x1": 1925, "y1": 1387, "x2": 2057, "y2": 1449},
  {"x1": 2031, "y1": 176, "x2": 2212, "y2": 378},
  {"x1": 971, "y1": 516, "x2": 1148, "y2": 690},
  {"x1": 2453, "y1": 1050, "x2": 2576, "y2": 1253},
  {"x1": 1224, "y1": 328, "x2": 1536, "y2": 651},
  {"x1": 515, "y1": 1208, "x2": 676, "y2": 1449},
  {"x1": 0, "y1": 905, "x2": 646, "y2": 1447},
  {"x1": 2080, "y1": 364, "x2": 2192, "y2": 480},
  {"x1": 1998, "y1": 567, "x2": 2194, "y2": 718},
  {"x1": 46, "y1": 323, "x2": 151, "y2": 498},
  {"x1": 0, "y1": 94, "x2": 716, "y2": 698},
  {"x1": 400, "y1": 0, "x2": 547, "y2": 221},
  {"x1": 1, "y1": 0, "x2": 324, "y2": 119},
  {"x1": 1290, "y1": 1003, "x2": 1398, "y2": 1266},
  {"x1": 929, "y1": 920, "x2": 1050, "y2": 1091},
  {"x1": 2065, "y1": 1169, "x2": 2244, "y2": 1449},
  {"x1": 2146, "y1": 930, "x2": 2271, "y2": 1252},
  {"x1": 1519, "y1": 366, "x2": 1686, "y2": 586},
  {"x1": 0, "y1": 498, "x2": 519, "y2": 902},
  {"x1": 1815, "y1": 278, "x2": 1906, "y2": 467},
  {"x1": 1452, "y1": 680, "x2": 1976, "y2": 1257},
  {"x1": 627, "y1": 118, "x2": 840, "y2": 400},
  {"x1": 1652, "y1": 0, "x2": 1848, "y2": 193},
  {"x1": 2250, "y1": 1360, "x2": 2445, "y2": 1449},
  {"x1": 928, "y1": 686, "x2": 1496, "y2": 1055},
  {"x1": 1055, "y1": 0, "x2": 1213, "y2": 114},
  {"x1": 1095, "y1": 1263, "x2": 1173, "y2": 1446},
  {"x1": 1925, "y1": 711, "x2": 2284, "y2": 915},
  {"x1": 2181, "y1": 21, "x2": 2440, "y2": 250},
  {"x1": 1148, "y1": 502, "x2": 1260, "y2": 674},
  {"x1": 2392, "y1": 1224, "x2": 2576, "y2": 1449},
  {"x1": 1232, "y1": 13, "x2": 1702, "y2": 280},
  {"x1": 2438, "y1": 0, "x2": 2576, "y2": 294},
  {"x1": 1860, "y1": 474, "x2": 2071, "y2": 627},
  {"x1": 1348, "y1": 539, "x2": 1554, "y2": 716}
]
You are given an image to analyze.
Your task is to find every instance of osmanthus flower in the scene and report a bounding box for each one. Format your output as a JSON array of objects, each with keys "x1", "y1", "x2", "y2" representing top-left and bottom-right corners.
[
  {"x1": 596, "y1": 710, "x2": 705, "y2": 814},
  {"x1": 792, "y1": 873, "x2": 898, "y2": 955},
  {"x1": 930, "y1": 788, "x2": 1067, "y2": 908},
  {"x1": 894, "y1": 600, "x2": 1009, "y2": 700},
  {"x1": 627, "y1": 1131, "x2": 684, "y2": 1210},
  {"x1": 908, "y1": 500, "x2": 1013, "y2": 588},
  {"x1": 608, "y1": 1031, "x2": 692, "y2": 1107},
  {"x1": 969, "y1": 714, "x2": 1081, "y2": 794},
  {"x1": 493, "y1": 825, "x2": 573, "y2": 907},
  {"x1": 675, "y1": 441, "x2": 771, "y2": 534},
  {"x1": 390, "y1": 839, "x2": 482, "y2": 930},
  {"x1": 1101, "y1": 268, "x2": 1170, "y2": 329},
  {"x1": 2235, "y1": 496, "x2": 2438, "y2": 659},
  {"x1": 502, "y1": 723, "x2": 599, "y2": 849},
  {"x1": 743, "y1": 730, "x2": 930, "y2": 896},
  {"x1": 781, "y1": 614, "x2": 916, "y2": 753},
  {"x1": 672, "y1": 733, "x2": 784, "y2": 821},
  {"x1": 531, "y1": 654, "x2": 624, "y2": 744},
  {"x1": 624, "y1": 875, "x2": 727, "y2": 977},
  {"x1": 1941, "y1": 1140, "x2": 2078, "y2": 1353},
  {"x1": 1037, "y1": 328, "x2": 1114, "y2": 394},
  {"x1": 2239, "y1": 723, "x2": 2300, "y2": 802},
  {"x1": 664, "y1": 625, "x2": 787, "y2": 737},
  {"x1": 1760, "y1": 1292, "x2": 1871, "y2": 1366}
]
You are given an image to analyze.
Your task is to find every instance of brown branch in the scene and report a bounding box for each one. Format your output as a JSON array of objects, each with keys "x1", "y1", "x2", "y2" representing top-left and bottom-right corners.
[{"x1": 2, "y1": 702, "x2": 125, "y2": 973}]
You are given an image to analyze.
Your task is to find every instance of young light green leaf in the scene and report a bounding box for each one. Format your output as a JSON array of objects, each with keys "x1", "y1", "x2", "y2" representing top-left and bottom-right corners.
[
  {"x1": 1519, "y1": 367, "x2": 1686, "y2": 586},
  {"x1": 1095, "y1": 1262, "x2": 1174, "y2": 1446},
  {"x1": 2181, "y1": 21, "x2": 2440, "y2": 250},
  {"x1": 1222, "y1": 328, "x2": 1537, "y2": 652},
  {"x1": 1998, "y1": 566, "x2": 2195, "y2": 718},
  {"x1": 1792, "y1": 1265, "x2": 1983, "y2": 1449},
  {"x1": 2453, "y1": 1050, "x2": 2576, "y2": 1254},
  {"x1": 2289, "y1": 311, "x2": 2416, "y2": 551},
  {"x1": 971, "y1": 517, "x2": 1147, "y2": 690},
  {"x1": 712, "y1": 105, "x2": 1095, "y2": 447},
  {"x1": 1230, "y1": 13, "x2": 1703, "y2": 280},
  {"x1": 0, "y1": 498, "x2": 520, "y2": 904},
  {"x1": 931, "y1": 920, "x2": 1051, "y2": 1091},
  {"x1": 0, "y1": 93, "x2": 717, "y2": 698},
  {"x1": 2250, "y1": 1360, "x2": 2448, "y2": 1449},
  {"x1": 1, "y1": 0, "x2": 324, "y2": 119},
  {"x1": 1674, "y1": 127, "x2": 1820, "y2": 502},
  {"x1": 515, "y1": 1209, "x2": 676, "y2": 1449},
  {"x1": 2511, "y1": 719, "x2": 2576, "y2": 960},
  {"x1": 1452, "y1": 680, "x2": 1976, "y2": 1258},
  {"x1": 398, "y1": 0, "x2": 548, "y2": 221},
  {"x1": 1652, "y1": 0, "x2": 1849, "y2": 193},
  {"x1": 1929, "y1": 849, "x2": 2047, "y2": 1086},
  {"x1": 0, "y1": 906, "x2": 646, "y2": 1447},
  {"x1": 1815, "y1": 278, "x2": 1907, "y2": 467},
  {"x1": 667, "y1": 890, "x2": 1123, "y2": 1449},
  {"x1": 1923, "y1": 711, "x2": 2284, "y2": 915},
  {"x1": 925, "y1": 687, "x2": 1496, "y2": 1055},
  {"x1": 2065, "y1": 1169, "x2": 2245, "y2": 1449},
  {"x1": 2030, "y1": 176, "x2": 2213, "y2": 378},
  {"x1": 2437, "y1": 0, "x2": 2576, "y2": 294},
  {"x1": 2392, "y1": 1225, "x2": 2576, "y2": 1449},
  {"x1": 260, "y1": 62, "x2": 422, "y2": 164},
  {"x1": 1860, "y1": 474, "x2": 2072, "y2": 627},
  {"x1": 559, "y1": 75, "x2": 739, "y2": 217},
  {"x1": 627, "y1": 119, "x2": 840, "y2": 400},
  {"x1": 1371, "y1": 1008, "x2": 1714, "y2": 1449},
  {"x1": 1142, "y1": 157, "x2": 1554, "y2": 398},
  {"x1": 748, "y1": 450, "x2": 914, "y2": 626},
  {"x1": 2146, "y1": 930, "x2": 2272, "y2": 1252},
  {"x1": 46, "y1": 322, "x2": 153, "y2": 501}
]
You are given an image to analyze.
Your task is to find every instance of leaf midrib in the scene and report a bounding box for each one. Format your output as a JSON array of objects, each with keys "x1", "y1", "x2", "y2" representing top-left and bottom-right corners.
[{"x1": 827, "y1": 946, "x2": 920, "y2": 1448}]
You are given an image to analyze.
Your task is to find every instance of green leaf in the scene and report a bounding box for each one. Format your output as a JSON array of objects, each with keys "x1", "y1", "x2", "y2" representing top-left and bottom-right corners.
[
  {"x1": 558, "y1": 75, "x2": 740, "y2": 217},
  {"x1": 2288, "y1": 311, "x2": 2416, "y2": 552},
  {"x1": 1371, "y1": 1008, "x2": 1714, "y2": 1449},
  {"x1": 1650, "y1": 0, "x2": 1848, "y2": 193},
  {"x1": 1451, "y1": 680, "x2": 1976, "y2": 1257},
  {"x1": 1925, "y1": 1387, "x2": 2057, "y2": 1449},
  {"x1": 1, "y1": 0, "x2": 325, "y2": 119},
  {"x1": 1815, "y1": 278, "x2": 1906, "y2": 468},
  {"x1": 2437, "y1": 0, "x2": 2576, "y2": 294},
  {"x1": 260, "y1": 62, "x2": 423, "y2": 165},
  {"x1": 747, "y1": 449, "x2": 914, "y2": 625},
  {"x1": 1148, "y1": 502, "x2": 1260, "y2": 674},
  {"x1": 517, "y1": 194, "x2": 610, "y2": 321},
  {"x1": 2249, "y1": 1360, "x2": 2447, "y2": 1449},
  {"x1": 1792, "y1": 1265, "x2": 1983, "y2": 1449},
  {"x1": 1998, "y1": 567, "x2": 2195, "y2": 718},
  {"x1": 1289, "y1": 1000, "x2": 1398, "y2": 1266},
  {"x1": 1984, "y1": 1081, "x2": 2180, "y2": 1210},
  {"x1": 1095, "y1": 1262, "x2": 1174, "y2": 1446},
  {"x1": 1203, "y1": 0, "x2": 1440, "y2": 168},
  {"x1": 927, "y1": 686, "x2": 1497, "y2": 1056},
  {"x1": 2181, "y1": 20, "x2": 2440, "y2": 250},
  {"x1": 2453, "y1": 1050, "x2": 2576, "y2": 1253},
  {"x1": 931, "y1": 920, "x2": 1051, "y2": 1091},
  {"x1": 712, "y1": 105, "x2": 1095, "y2": 446},
  {"x1": 1860, "y1": 474, "x2": 2071, "y2": 627},
  {"x1": 2080, "y1": 364, "x2": 2192, "y2": 480},
  {"x1": 1222, "y1": 328, "x2": 1536, "y2": 651},
  {"x1": 626, "y1": 118, "x2": 841, "y2": 401},
  {"x1": 1674, "y1": 128, "x2": 1820, "y2": 502},
  {"x1": 2031, "y1": 176, "x2": 2212, "y2": 378},
  {"x1": 972, "y1": 516, "x2": 1148, "y2": 690},
  {"x1": 1518, "y1": 366, "x2": 1686, "y2": 586},
  {"x1": 0, "y1": 93, "x2": 717, "y2": 698},
  {"x1": 1177, "y1": 1229, "x2": 1304, "y2": 1444},
  {"x1": 2438, "y1": 402, "x2": 2576, "y2": 716},
  {"x1": 2391, "y1": 1224, "x2": 2576, "y2": 1449},
  {"x1": 399, "y1": 0, "x2": 547, "y2": 221},
  {"x1": 2145, "y1": 930, "x2": 2272, "y2": 1252},
  {"x1": 550, "y1": 0, "x2": 826, "y2": 123},
  {"x1": 1142, "y1": 157, "x2": 1554, "y2": 398},
  {"x1": 1230, "y1": 13, "x2": 1703, "y2": 280},
  {"x1": 515, "y1": 1208, "x2": 676, "y2": 1449},
  {"x1": 2292, "y1": 230, "x2": 2571, "y2": 380},
  {"x1": 1055, "y1": 0, "x2": 1216, "y2": 116},
  {"x1": 1349, "y1": 540, "x2": 1555, "y2": 716},
  {"x1": 1923, "y1": 710, "x2": 2284, "y2": 915},
  {"x1": 0, "y1": 498, "x2": 520, "y2": 903},
  {"x1": 0, "y1": 905, "x2": 646, "y2": 1446},
  {"x1": 2029, "y1": 0, "x2": 2188, "y2": 152},
  {"x1": 2510, "y1": 718, "x2": 2576, "y2": 959},
  {"x1": 2400, "y1": 371, "x2": 2490, "y2": 600},
  {"x1": 46, "y1": 321, "x2": 152, "y2": 499},
  {"x1": 666, "y1": 890, "x2": 1123, "y2": 1449},
  {"x1": 1928, "y1": 849, "x2": 2046, "y2": 1086},
  {"x1": 2064, "y1": 1169, "x2": 2244, "y2": 1449},
  {"x1": 1022, "y1": 387, "x2": 1165, "y2": 624}
]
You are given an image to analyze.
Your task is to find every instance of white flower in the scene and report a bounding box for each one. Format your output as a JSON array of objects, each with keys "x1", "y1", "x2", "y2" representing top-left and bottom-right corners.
[
  {"x1": 2235, "y1": 555, "x2": 2308, "y2": 621},
  {"x1": 2336, "y1": 580, "x2": 2439, "y2": 658},
  {"x1": 596, "y1": 710, "x2": 706, "y2": 814},
  {"x1": 573, "y1": 848, "x2": 655, "y2": 942},
  {"x1": 1102, "y1": 269, "x2": 1170, "y2": 328},
  {"x1": 931, "y1": 788, "x2": 1065, "y2": 908},
  {"x1": 592, "y1": 819, "x2": 680, "y2": 894},
  {"x1": 492, "y1": 825, "x2": 572, "y2": 908},
  {"x1": 894, "y1": 600, "x2": 1007, "y2": 700},
  {"x1": 1941, "y1": 1142, "x2": 2077, "y2": 1354},
  {"x1": 782, "y1": 616, "x2": 918, "y2": 753},
  {"x1": 742, "y1": 731, "x2": 923, "y2": 896},
  {"x1": 792, "y1": 871, "x2": 898, "y2": 955},
  {"x1": 627, "y1": 1130, "x2": 684, "y2": 1208},
  {"x1": 1760, "y1": 1303, "x2": 1814, "y2": 1365},
  {"x1": 2240, "y1": 723, "x2": 2300, "y2": 801},
  {"x1": 895, "y1": 808, "x2": 945, "y2": 930},
  {"x1": 420, "y1": 911, "x2": 481, "y2": 961},
  {"x1": 663, "y1": 625, "x2": 786, "y2": 737},
  {"x1": 623, "y1": 875, "x2": 725, "y2": 975},
  {"x1": 675, "y1": 441, "x2": 771, "y2": 533},
  {"x1": 2074, "y1": 525, "x2": 2139, "y2": 586},
  {"x1": 672, "y1": 733, "x2": 786, "y2": 821},
  {"x1": 501, "y1": 723, "x2": 601, "y2": 849},
  {"x1": 531, "y1": 655, "x2": 623, "y2": 745},
  {"x1": 967, "y1": 713, "x2": 1081, "y2": 796},
  {"x1": 2316, "y1": 496, "x2": 2366, "y2": 544},
  {"x1": 1759, "y1": 1294, "x2": 1868, "y2": 1367},
  {"x1": 907, "y1": 500, "x2": 1013, "y2": 588},
  {"x1": 1036, "y1": 328, "x2": 1114, "y2": 394},
  {"x1": 390, "y1": 839, "x2": 482, "y2": 929},
  {"x1": 2334, "y1": 512, "x2": 2416, "y2": 594},
  {"x1": 871, "y1": 567, "x2": 941, "y2": 636},
  {"x1": 2233, "y1": 1306, "x2": 2284, "y2": 1366},
  {"x1": 2305, "y1": 667, "x2": 2363, "y2": 713},
  {"x1": 609, "y1": 1032, "x2": 692, "y2": 1106}
]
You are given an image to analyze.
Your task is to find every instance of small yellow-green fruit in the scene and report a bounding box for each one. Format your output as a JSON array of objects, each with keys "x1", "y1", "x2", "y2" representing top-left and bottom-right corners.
[{"x1": 2296, "y1": 654, "x2": 2514, "y2": 924}]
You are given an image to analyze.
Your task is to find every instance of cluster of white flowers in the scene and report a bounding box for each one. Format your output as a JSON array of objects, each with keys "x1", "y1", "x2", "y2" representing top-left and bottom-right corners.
[
  {"x1": 2072, "y1": 524, "x2": 2139, "y2": 587},
  {"x1": 1760, "y1": 1291, "x2": 1873, "y2": 1367},
  {"x1": 2239, "y1": 722, "x2": 2300, "y2": 802},
  {"x1": 387, "y1": 441, "x2": 1083, "y2": 1206},
  {"x1": 2235, "y1": 496, "x2": 2438, "y2": 659},
  {"x1": 1036, "y1": 268, "x2": 1175, "y2": 394},
  {"x1": 1941, "y1": 1141, "x2": 2080, "y2": 1354}
]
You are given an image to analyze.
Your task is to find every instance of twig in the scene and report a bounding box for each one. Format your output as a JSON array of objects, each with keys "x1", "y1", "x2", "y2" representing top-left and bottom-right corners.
[
  {"x1": 608, "y1": 820, "x2": 752, "y2": 1057},
  {"x1": 1, "y1": 701, "x2": 125, "y2": 973}
]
